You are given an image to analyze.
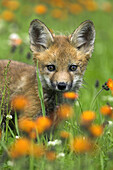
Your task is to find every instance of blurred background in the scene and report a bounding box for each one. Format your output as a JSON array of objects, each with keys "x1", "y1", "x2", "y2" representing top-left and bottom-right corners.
[{"x1": 0, "y1": 0, "x2": 113, "y2": 109}]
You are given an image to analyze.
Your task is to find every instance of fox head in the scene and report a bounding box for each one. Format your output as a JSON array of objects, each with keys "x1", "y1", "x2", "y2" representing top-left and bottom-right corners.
[{"x1": 29, "y1": 19, "x2": 95, "y2": 92}]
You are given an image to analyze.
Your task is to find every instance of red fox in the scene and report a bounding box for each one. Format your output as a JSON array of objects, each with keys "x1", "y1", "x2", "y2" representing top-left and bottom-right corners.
[{"x1": 0, "y1": 19, "x2": 95, "y2": 120}]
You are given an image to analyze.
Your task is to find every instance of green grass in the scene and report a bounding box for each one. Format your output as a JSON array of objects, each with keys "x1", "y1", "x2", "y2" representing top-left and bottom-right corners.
[{"x1": 1, "y1": 1, "x2": 113, "y2": 170}]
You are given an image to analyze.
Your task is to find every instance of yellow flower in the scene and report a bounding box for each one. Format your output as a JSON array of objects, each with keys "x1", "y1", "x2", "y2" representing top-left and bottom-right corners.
[
  {"x1": 81, "y1": 111, "x2": 96, "y2": 125},
  {"x1": 89, "y1": 124, "x2": 103, "y2": 137},
  {"x1": 100, "y1": 105, "x2": 112, "y2": 116},
  {"x1": 34, "y1": 5, "x2": 47, "y2": 15},
  {"x1": 57, "y1": 104, "x2": 74, "y2": 119},
  {"x1": 63, "y1": 92, "x2": 78, "y2": 100},
  {"x1": 107, "y1": 78, "x2": 113, "y2": 90},
  {"x1": 70, "y1": 136, "x2": 92, "y2": 153},
  {"x1": 2, "y1": 10, "x2": 14, "y2": 21}
]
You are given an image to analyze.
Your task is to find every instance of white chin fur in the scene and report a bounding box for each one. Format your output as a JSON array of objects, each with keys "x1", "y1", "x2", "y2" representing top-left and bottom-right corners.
[
  {"x1": 72, "y1": 76, "x2": 82, "y2": 90},
  {"x1": 40, "y1": 75, "x2": 82, "y2": 91},
  {"x1": 43, "y1": 76, "x2": 52, "y2": 88}
]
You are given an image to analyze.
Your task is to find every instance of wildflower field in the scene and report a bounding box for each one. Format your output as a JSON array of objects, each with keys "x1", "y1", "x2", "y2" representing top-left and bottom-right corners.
[{"x1": 1, "y1": 0, "x2": 113, "y2": 170}]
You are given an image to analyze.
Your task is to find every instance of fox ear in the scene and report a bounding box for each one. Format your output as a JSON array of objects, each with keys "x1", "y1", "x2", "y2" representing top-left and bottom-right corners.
[
  {"x1": 29, "y1": 19, "x2": 54, "y2": 52},
  {"x1": 70, "y1": 20, "x2": 95, "y2": 54}
]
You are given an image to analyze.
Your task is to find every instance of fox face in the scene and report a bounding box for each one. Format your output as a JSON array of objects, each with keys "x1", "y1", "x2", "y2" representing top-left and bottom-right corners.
[{"x1": 29, "y1": 19, "x2": 95, "y2": 92}]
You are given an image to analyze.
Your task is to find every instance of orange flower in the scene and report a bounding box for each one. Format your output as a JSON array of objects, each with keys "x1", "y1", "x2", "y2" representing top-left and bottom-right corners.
[
  {"x1": 70, "y1": 136, "x2": 92, "y2": 153},
  {"x1": 60, "y1": 131, "x2": 70, "y2": 139},
  {"x1": 107, "y1": 79, "x2": 113, "y2": 90},
  {"x1": 2, "y1": 10, "x2": 14, "y2": 21},
  {"x1": 34, "y1": 5, "x2": 47, "y2": 15},
  {"x1": 89, "y1": 124, "x2": 103, "y2": 137},
  {"x1": 29, "y1": 130, "x2": 37, "y2": 139},
  {"x1": 81, "y1": 111, "x2": 96, "y2": 125},
  {"x1": 14, "y1": 39, "x2": 22, "y2": 46},
  {"x1": 9, "y1": 33, "x2": 22, "y2": 46},
  {"x1": 11, "y1": 95, "x2": 29, "y2": 111},
  {"x1": 100, "y1": 105, "x2": 112, "y2": 116},
  {"x1": 9, "y1": 138, "x2": 45, "y2": 158},
  {"x1": 101, "y1": 2, "x2": 112, "y2": 13},
  {"x1": 19, "y1": 116, "x2": 52, "y2": 136},
  {"x1": 50, "y1": 0, "x2": 65, "y2": 8},
  {"x1": 18, "y1": 118, "x2": 36, "y2": 133},
  {"x1": 63, "y1": 92, "x2": 78, "y2": 100},
  {"x1": 2, "y1": 0, "x2": 20, "y2": 11},
  {"x1": 69, "y1": 3, "x2": 83, "y2": 14},
  {"x1": 9, "y1": 138, "x2": 30, "y2": 158},
  {"x1": 10, "y1": 36, "x2": 22, "y2": 46},
  {"x1": 35, "y1": 116, "x2": 52, "y2": 134},
  {"x1": 110, "y1": 113, "x2": 113, "y2": 119},
  {"x1": 51, "y1": 9, "x2": 67, "y2": 19},
  {"x1": 83, "y1": 0, "x2": 98, "y2": 11},
  {"x1": 46, "y1": 151, "x2": 56, "y2": 161},
  {"x1": 29, "y1": 143, "x2": 45, "y2": 158},
  {"x1": 57, "y1": 104, "x2": 74, "y2": 119}
]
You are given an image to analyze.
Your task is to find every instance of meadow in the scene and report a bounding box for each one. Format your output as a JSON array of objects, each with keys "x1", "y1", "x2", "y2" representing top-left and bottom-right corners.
[{"x1": 0, "y1": 0, "x2": 113, "y2": 169}]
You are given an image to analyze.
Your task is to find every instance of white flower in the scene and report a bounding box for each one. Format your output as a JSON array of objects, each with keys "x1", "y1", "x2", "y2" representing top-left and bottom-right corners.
[
  {"x1": 56, "y1": 152, "x2": 65, "y2": 158},
  {"x1": 106, "y1": 131, "x2": 111, "y2": 135},
  {"x1": 102, "y1": 95, "x2": 113, "y2": 102},
  {"x1": 6, "y1": 115, "x2": 12, "y2": 120},
  {"x1": 108, "y1": 121, "x2": 113, "y2": 127},
  {"x1": 47, "y1": 139, "x2": 62, "y2": 146},
  {"x1": 9, "y1": 33, "x2": 22, "y2": 46},
  {"x1": 9, "y1": 33, "x2": 20, "y2": 40},
  {"x1": 7, "y1": 160, "x2": 14, "y2": 167},
  {"x1": 75, "y1": 101, "x2": 79, "y2": 106},
  {"x1": 15, "y1": 136, "x2": 20, "y2": 139}
]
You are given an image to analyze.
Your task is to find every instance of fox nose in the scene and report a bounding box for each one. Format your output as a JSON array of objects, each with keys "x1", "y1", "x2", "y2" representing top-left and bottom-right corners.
[{"x1": 57, "y1": 82, "x2": 66, "y2": 91}]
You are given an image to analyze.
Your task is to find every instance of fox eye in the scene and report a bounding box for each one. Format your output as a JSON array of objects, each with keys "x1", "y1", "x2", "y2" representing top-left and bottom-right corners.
[
  {"x1": 47, "y1": 65, "x2": 56, "y2": 72},
  {"x1": 69, "y1": 65, "x2": 77, "y2": 71}
]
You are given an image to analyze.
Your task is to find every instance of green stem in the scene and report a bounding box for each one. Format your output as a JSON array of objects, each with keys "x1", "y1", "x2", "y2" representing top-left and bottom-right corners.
[
  {"x1": 0, "y1": 141, "x2": 9, "y2": 155},
  {"x1": 15, "y1": 111, "x2": 19, "y2": 136},
  {"x1": 29, "y1": 143, "x2": 34, "y2": 170},
  {"x1": 0, "y1": 61, "x2": 11, "y2": 125},
  {"x1": 36, "y1": 61, "x2": 46, "y2": 117},
  {"x1": 5, "y1": 119, "x2": 9, "y2": 142},
  {"x1": 77, "y1": 99, "x2": 83, "y2": 113},
  {"x1": 90, "y1": 88, "x2": 104, "y2": 110},
  {"x1": 8, "y1": 125, "x2": 15, "y2": 138}
]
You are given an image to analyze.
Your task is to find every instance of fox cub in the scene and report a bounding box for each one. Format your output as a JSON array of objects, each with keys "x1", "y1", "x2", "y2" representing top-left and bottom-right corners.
[{"x1": 0, "y1": 19, "x2": 95, "y2": 119}]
